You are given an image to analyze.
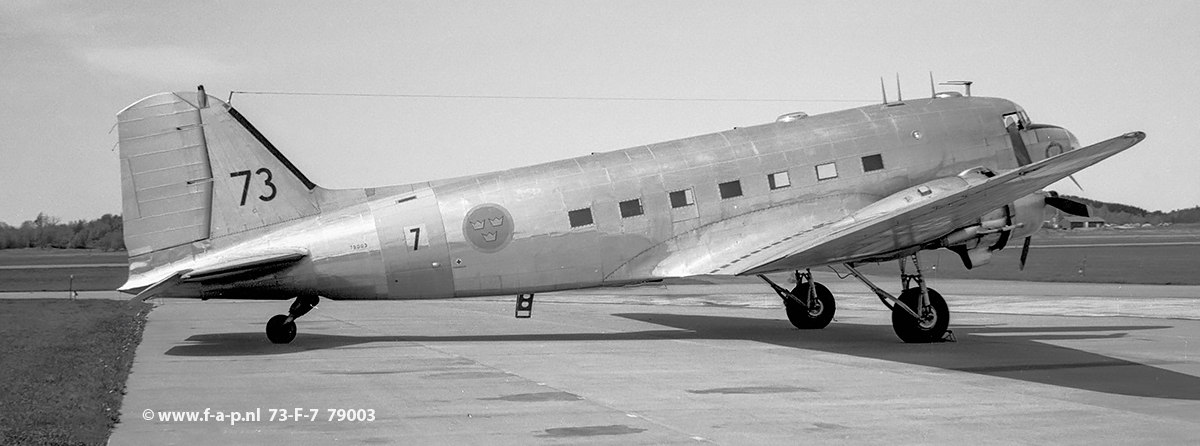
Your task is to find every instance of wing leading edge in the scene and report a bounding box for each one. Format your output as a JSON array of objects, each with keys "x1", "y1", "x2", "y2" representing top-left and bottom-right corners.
[{"x1": 733, "y1": 131, "x2": 1145, "y2": 276}]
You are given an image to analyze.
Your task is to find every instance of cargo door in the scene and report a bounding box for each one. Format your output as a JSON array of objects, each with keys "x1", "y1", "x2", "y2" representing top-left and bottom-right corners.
[{"x1": 371, "y1": 189, "x2": 454, "y2": 299}]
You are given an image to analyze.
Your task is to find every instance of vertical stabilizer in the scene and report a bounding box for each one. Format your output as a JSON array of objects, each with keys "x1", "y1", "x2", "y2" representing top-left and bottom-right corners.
[
  {"x1": 198, "y1": 98, "x2": 320, "y2": 237},
  {"x1": 117, "y1": 88, "x2": 321, "y2": 259}
]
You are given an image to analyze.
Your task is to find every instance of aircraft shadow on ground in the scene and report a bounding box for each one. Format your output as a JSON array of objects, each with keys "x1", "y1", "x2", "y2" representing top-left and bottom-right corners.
[{"x1": 166, "y1": 313, "x2": 1195, "y2": 400}]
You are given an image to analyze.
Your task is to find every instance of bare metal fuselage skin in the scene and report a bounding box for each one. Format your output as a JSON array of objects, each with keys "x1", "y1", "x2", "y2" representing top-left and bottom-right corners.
[{"x1": 128, "y1": 95, "x2": 1062, "y2": 301}]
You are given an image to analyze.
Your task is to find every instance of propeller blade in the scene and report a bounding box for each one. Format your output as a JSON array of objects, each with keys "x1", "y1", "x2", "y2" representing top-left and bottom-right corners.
[
  {"x1": 1046, "y1": 196, "x2": 1090, "y2": 217},
  {"x1": 1007, "y1": 122, "x2": 1033, "y2": 166},
  {"x1": 1019, "y1": 236, "x2": 1032, "y2": 271},
  {"x1": 1068, "y1": 175, "x2": 1084, "y2": 191}
]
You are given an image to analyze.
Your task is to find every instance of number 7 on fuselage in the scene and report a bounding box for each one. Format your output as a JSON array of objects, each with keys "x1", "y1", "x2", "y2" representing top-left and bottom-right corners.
[{"x1": 115, "y1": 85, "x2": 1144, "y2": 344}]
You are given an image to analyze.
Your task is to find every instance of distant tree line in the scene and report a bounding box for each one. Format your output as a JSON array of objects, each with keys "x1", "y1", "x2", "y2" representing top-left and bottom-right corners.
[
  {"x1": 0, "y1": 213, "x2": 125, "y2": 251},
  {"x1": 1062, "y1": 196, "x2": 1200, "y2": 225}
]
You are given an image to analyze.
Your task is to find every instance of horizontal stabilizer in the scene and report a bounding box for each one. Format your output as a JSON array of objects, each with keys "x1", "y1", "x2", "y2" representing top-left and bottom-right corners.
[
  {"x1": 133, "y1": 270, "x2": 189, "y2": 301},
  {"x1": 126, "y1": 247, "x2": 308, "y2": 300},
  {"x1": 181, "y1": 248, "x2": 309, "y2": 282}
]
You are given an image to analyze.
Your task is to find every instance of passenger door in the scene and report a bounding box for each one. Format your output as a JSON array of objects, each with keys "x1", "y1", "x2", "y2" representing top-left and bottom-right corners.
[{"x1": 371, "y1": 190, "x2": 454, "y2": 299}]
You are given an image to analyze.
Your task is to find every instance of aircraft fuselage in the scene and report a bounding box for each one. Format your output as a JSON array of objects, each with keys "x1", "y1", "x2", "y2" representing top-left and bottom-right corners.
[{"x1": 135, "y1": 95, "x2": 1061, "y2": 301}]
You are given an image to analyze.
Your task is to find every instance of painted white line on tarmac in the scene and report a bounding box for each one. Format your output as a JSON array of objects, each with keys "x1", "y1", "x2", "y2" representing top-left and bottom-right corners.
[
  {"x1": 0, "y1": 263, "x2": 127, "y2": 269},
  {"x1": 1031, "y1": 241, "x2": 1200, "y2": 248}
]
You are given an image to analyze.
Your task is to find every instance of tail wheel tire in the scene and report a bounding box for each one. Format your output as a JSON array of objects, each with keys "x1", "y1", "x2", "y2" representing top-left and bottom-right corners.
[
  {"x1": 266, "y1": 314, "x2": 297, "y2": 344},
  {"x1": 784, "y1": 282, "x2": 836, "y2": 330},
  {"x1": 891, "y1": 288, "x2": 949, "y2": 343}
]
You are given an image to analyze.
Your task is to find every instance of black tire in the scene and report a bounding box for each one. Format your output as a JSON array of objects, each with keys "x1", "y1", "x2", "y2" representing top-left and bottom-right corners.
[
  {"x1": 266, "y1": 314, "x2": 297, "y2": 344},
  {"x1": 784, "y1": 282, "x2": 836, "y2": 329},
  {"x1": 891, "y1": 287, "x2": 949, "y2": 343}
]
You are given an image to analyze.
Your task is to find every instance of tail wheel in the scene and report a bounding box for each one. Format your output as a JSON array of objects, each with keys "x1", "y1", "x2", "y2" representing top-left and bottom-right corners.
[
  {"x1": 784, "y1": 282, "x2": 836, "y2": 330},
  {"x1": 891, "y1": 288, "x2": 949, "y2": 343},
  {"x1": 266, "y1": 314, "x2": 297, "y2": 344}
]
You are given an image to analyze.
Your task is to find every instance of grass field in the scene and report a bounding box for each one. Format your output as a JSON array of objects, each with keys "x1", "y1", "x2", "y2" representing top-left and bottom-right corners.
[
  {"x1": 0, "y1": 250, "x2": 127, "y2": 267},
  {"x1": 0, "y1": 299, "x2": 151, "y2": 446},
  {"x1": 0, "y1": 268, "x2": 129, "y2": 293},
  {"x1": 0, "y1": 249, "x2": 128, "y2": 292}
]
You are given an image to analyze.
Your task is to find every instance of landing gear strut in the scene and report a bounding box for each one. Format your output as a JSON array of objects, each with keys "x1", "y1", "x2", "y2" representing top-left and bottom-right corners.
[
  {"x1": 843, "y1": 255, "x2": 951, "y2": 343},
  {"x1": 759, "y1": 269, "x2": 836, "y2": 330},
  {"x1": 266, "y1": 295, "x2": 319, "y2": 344}
]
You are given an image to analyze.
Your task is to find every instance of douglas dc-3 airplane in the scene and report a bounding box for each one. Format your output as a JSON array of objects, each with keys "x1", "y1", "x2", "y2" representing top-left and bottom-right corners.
[{"x1": 116, "y1": 83, "x2": 1144, "y2": 344}]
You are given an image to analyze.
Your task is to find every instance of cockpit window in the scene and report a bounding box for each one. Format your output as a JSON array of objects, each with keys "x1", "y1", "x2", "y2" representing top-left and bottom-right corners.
[
  {"x1": 1003, "y1": 105, "x2": 1031, "y2": 130},
  {"x1": 1002, "y1": 110, "x2": 1030, "y2": 130}
]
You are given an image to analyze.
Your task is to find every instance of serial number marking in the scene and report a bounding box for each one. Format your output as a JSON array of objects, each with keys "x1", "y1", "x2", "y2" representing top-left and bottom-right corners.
[
  {"x1": 327, "y1": 408, "x2": 375, "y2": 422},
  {"x1": 349, "y1": 243, "x2": 368, "y2": 250},
  {"x1": 267, "y1": 408, "x2": 376, "y2": 422}
]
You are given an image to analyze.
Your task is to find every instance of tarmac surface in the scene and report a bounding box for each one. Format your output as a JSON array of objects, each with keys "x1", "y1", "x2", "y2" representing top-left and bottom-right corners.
[{"x1": 77, "y1": 274, "x2": 1200, "y2": 444}]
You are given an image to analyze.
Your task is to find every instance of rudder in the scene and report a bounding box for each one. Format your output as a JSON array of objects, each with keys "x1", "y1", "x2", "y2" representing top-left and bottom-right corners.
[{"x1": 117, "y1": 91, "x2": 213, "y2": 257}]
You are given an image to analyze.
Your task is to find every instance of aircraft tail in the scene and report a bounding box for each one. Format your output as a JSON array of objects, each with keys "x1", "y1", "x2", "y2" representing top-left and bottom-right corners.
[{"x1": 117, "y1": 87, "x2": 321, "y2": 258}]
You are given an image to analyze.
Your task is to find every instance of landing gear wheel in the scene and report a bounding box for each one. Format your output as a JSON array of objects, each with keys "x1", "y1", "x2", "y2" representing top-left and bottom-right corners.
[
  {"x1": 784, "y1": 282, "x2": 836, "y2": 330},
  {"x1": 891, "y1": 288, "x2": 949, "y2": 343},
  {"x1": 266, "y1": 314, "x2": 297, "y2": 344}
]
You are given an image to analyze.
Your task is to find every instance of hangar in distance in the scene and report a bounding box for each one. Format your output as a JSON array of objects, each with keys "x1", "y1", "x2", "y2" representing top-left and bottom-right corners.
[{"x1": 115, "y1": 83, "x2": 1144, "y2": 344}]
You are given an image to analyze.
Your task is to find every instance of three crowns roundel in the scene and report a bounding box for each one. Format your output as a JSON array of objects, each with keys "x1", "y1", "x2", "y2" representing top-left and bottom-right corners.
[{"x1": 462, "y1": 204, "x2": 514, "y2": 253}]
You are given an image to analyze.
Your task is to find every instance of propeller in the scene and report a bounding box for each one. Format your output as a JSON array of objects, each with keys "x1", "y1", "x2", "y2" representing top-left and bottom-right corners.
[
  {"x1": 1046, "y1": 195, "x2": 1090, "y2": 217},
  {"x1": 1019, "y1": 236, "x2": 1032, "y2": 270},
  {"x1": 1067, "y1": 175, "x2": 1084, "y2": 191},
  {"x1": 1019, "y1": 192, "x2": 1090, "y2": 270},
  {"x1": 1007, "y1": 120, "x2": 1092, "y2": 271}
]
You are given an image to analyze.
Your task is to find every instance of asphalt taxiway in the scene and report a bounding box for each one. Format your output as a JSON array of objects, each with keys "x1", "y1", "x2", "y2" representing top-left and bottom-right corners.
[{"x1": 97, "y1": 276, "x2": 1200, "y2": 444}]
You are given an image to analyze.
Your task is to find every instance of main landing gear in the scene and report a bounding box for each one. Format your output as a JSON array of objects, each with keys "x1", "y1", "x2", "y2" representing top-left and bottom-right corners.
[
  {"x1": 759, "y1": 269, "x2": 836, "y2": 330},
  {"x1": 761, "y1": 255, "x2": 952, "y2": 343},
  {"x1": 265, "y1": 295, "x2": 319, "y2": 344},
  {"x1": 844, "y1": 255, "x2": 951, "y2": 343}
]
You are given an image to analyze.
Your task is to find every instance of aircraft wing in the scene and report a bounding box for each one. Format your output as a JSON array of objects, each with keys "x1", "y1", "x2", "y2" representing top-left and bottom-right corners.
[
  {"x1": 732, "y1": 131, "x2": 1145, "y2": 276},
  {"x1": 131, "y1": 247, "x2": 309, "y2": 300}
]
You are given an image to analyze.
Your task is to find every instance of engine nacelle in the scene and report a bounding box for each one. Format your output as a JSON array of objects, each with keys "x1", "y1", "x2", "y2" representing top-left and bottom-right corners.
[{"x1": 938, "y1": 192, "x2": 1048, "y2": 269}]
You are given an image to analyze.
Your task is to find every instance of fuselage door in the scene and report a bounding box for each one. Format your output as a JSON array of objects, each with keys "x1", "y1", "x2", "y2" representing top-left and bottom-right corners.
[{"x1": 370, "y1": 190, "x2": 454, "y2": 299}]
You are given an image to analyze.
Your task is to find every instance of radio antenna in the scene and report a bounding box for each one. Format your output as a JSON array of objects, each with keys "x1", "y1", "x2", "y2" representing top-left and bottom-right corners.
[{"x1": 940, "y1": 80, "x2": 973, "y2": 97}]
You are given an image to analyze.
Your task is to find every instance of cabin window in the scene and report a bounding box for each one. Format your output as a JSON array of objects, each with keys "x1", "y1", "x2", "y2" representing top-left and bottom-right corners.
[
  {"x1": 768, "y1": 171, "x2": 790, "y2": 190},
  {"x1": 568, "y1": 207, "x2": 593, "y2": 228},
  {"x1": 861, "y1": 154, "x2": 884, "y2": 172},
  {"x1": 718, "y1": 180, "x2": 743, "y2": 199},
  {"x1": 816, "y1": 162, "x2": 838, "y2": 180},
  {"x1": 619, "y1": 198, "x2": 644, "y2": 218},
  {"x1": 669, "y1": 188, "x2": 695, "y2": 208}
]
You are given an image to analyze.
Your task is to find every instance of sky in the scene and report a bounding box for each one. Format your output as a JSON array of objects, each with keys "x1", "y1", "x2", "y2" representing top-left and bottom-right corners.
[{"x1": 2, "y1": 0, "x2": 1198, "y2": 226}]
